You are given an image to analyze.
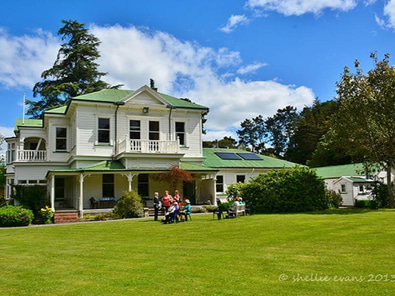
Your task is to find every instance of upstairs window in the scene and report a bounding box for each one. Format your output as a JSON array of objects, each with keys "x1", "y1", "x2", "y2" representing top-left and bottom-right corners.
[
  {"x1": 130, "y1": 120, "x2": 141, "y2": 140},
  {"x1": 149, "y1": 121, "x2": 160, "y2": 140},
  {"x1": 176, "y1": 122, "x2": 185, "y2": 145},
  {"x1": 56, "y1": 128, "x2": 67, "y2": 151},
  {"x1": 98, "y1": 118, "x2": 110, "y2": 144}
]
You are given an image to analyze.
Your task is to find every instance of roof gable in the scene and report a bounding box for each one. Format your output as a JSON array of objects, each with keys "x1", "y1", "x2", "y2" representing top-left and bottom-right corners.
[{"x1": 121, "y1": 85, "x2": 168, "y2": 106}]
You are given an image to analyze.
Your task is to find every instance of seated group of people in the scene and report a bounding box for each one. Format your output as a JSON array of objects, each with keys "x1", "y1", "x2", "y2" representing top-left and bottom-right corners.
[
  {"x1": 163, "y1": 199, "x2": 192, "y2": 224},
  {"x1": 159, "y1": 190, "x2": 192, "y2": 224}
]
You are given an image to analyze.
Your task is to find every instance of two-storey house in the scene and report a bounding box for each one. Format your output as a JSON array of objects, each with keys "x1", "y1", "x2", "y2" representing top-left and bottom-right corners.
[{"x1": 5, "y1": 83, "x2": 298, "y2": 217}]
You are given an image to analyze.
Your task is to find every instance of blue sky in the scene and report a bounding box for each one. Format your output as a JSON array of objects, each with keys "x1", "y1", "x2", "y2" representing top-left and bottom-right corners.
[{"x1": 1, "y1": 0, "x2": 395, "y2": 147}]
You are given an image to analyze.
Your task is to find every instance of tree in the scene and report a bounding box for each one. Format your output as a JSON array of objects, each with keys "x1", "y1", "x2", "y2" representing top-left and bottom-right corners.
[
  {"x1": 332, "y1": 53, "x2": 395, "y2": 208},
  {"x1": 156, "y1": 165, "x2": 195, "y2": 193},
  {"x1": 286, "y1": 99, "x2": 342, "y2": 165},
  {"x1": 237, "y1": 115, "x2": 267, "y2": 153},
  {"x1": 27, "y1": 20, "x2": 111, "y2": 118},
  {"x1": 203, "y1": 136, "x2": 238, "y2": 148},
  {"x1": 265, "y1": 105, "x2": 298, "y2": 157}
]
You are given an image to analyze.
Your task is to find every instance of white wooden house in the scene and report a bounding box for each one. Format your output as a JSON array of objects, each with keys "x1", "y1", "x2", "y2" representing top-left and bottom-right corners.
[
  {"x1": 5, "y1": 84, "x2": 219, "y2": 216},
  {"x1": 5, "y1": 83, "x2": 299, "y2": 218}
]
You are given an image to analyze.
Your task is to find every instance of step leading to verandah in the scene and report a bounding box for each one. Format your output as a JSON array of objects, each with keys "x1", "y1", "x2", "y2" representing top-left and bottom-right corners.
[{"x1": 54, "y1": 211, "x2": 79, "y2": 224}]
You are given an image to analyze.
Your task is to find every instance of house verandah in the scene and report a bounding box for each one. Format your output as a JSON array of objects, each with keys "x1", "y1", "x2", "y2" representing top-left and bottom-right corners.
[{"x1": 47, "y1": 160, "x2": 218, "y2": 217}]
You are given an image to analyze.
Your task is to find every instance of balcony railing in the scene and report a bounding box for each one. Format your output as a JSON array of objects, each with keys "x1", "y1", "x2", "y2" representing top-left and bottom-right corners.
[
  {"x1": 17, "y1": 150, "x2": 47, "y2": 162},
  {"x1": 118, "y1": 139, "x2": 179, "y2": 154}
]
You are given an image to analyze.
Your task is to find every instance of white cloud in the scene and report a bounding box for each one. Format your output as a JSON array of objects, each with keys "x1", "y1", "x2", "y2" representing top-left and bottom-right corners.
[
  {"x1": 0, "y1": 24, "x2": 316, "y2": 141},
  {"x1": 219, "y1": 15, "x2": 250, "y2": 33},
  {"x1": 246, "y1": 0, "x2": 357, "y2": 16},
  {"x1": 380, "y1": 0, "x2": 395, "y2": 29},
  {"x1": 0, "y1": 28, "x2": 59, "y2": 89},
  {"x1": 237, "y1": 62, "x2": 268, "y2": 75}
]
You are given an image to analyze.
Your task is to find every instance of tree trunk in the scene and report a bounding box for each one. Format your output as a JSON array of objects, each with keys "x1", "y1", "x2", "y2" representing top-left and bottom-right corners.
[{"x1": 386, "y1": 163, "x2": 394, "y2": 208}]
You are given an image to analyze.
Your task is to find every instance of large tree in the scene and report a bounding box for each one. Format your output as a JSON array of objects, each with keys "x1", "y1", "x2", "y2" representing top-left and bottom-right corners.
[
  {"x1": 237, "y1": 115, "x2": 267, "y2": 153},
  {"x1": 27, "y1": 20, "x2": 111, "y2": 118},
  {"x1": 265, "y1": 105, "x2": 298, "y2": 157},
  {"x1": 286, "y1": 99, "x2": 342, "y2": 165},
  {"x1": 333, "y1": 53, "x2": 395, "y2": 207}
]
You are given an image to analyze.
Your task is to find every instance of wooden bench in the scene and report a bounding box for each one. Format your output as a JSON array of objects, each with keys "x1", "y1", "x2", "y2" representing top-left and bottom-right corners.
[{"x1": 228, "y1": 203, "x2": 246, "y2": 218}]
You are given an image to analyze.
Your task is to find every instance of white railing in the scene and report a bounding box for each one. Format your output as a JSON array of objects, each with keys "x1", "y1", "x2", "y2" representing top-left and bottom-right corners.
[
  {"x1": 17, "y1": 150, "x2": 47, "y2": 162},
  {"x1": 118, "y1": 138, "x2": 179, "y2": 154}
]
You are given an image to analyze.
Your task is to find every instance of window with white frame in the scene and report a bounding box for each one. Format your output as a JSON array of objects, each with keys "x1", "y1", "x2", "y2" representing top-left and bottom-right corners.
[
  {"x1": 341, "y1": 184, "x2": 346, "y2": 193},
  {"x1": 55, "y1": 177, "x2": 65, "y2": 200},
  {"x1": 138, "y1": 174, "x2": 149, "y2": 197},
  {"x1": 175, "y1": 122, "x2": 185, "y2": 145},
  {"x1": 56, "y1": 127, "x2": 67, "y2": 150},
  {"x1": 149, "y1": 121, "x2": 160, "y2": 140},
  {"x1": 216, "y1": 175, "x2": 224, "y2": 192},
  {"x1": 130, "y1": 120, "x2": 141, "y2": 140},
  {"x1": 237, "y1": 175, "x2": 246, "y2": 183},
  {"x1": 98, "y1": 118, "x2": 110, "y2": 144}
]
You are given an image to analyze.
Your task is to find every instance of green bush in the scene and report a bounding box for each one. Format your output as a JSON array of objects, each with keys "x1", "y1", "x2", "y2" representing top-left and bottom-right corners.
[
  {"x1": 241, "y1": 166, "x2": 328, "y2": 213},
  {"x1": 355, "y1": 199, "x2": 378, "y2": 209},
  {"x1": 0, "y1": 206, "x2": 34, "y2": 227},
  {"x1": 226, "y1": 182, "x2": 246, "y2": 199},
  {"x1": 371, "y1": 182, "x2": 390, "y2": 208},
  {"x1": 326, "y1": 190, "x2": 343, "y2": 208},
  {"x1": 203, "y1": 205, "x2": 218, "y2": 212},
  {"x1": 12, "y1": 185, "x2": 48, "y2": 217},
  {"x1": 113, "y1": 191, "x2": 143, "y2": 218},
  {"x1": 37, "y1": 206, "x2": 54, "y2": 224},
  {"x1": 191, "y1": 206, "x2": 206, "y2": 213}
]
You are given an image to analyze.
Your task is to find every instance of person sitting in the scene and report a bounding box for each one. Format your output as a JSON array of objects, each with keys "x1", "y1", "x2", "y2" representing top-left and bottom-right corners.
[
  {"x1": 172, "y1": 201, "x2": 179, "y2": 223},
  {"x1": 162, "y1": 203, "x2": 175, "y2": 224},
  {"x1": 227, "y1": 198, "x2": 239, "y2": 218},
  {"x1": 179, "y1": 199, "x2": 192, "y2": 221}
]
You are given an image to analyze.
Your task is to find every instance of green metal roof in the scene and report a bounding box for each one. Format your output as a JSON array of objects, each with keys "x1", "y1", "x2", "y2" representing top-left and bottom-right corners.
[
  {"x1": 72, "y1": 88, "x2": 208, "y2": 110},
  {"x1": 314, "y1": 163, "x2": 365, "y2": 179},
  {"x1": 348, "y1": 177, "x2": 374, "y2": 183},
  {"x1": 202, "y1": 148, "x2": 297, "y2": 169},
  {"x1": 44, "y1": 105, "x2": 68, "y2": 114},
  {"x1": 14, "y1": 118, "x2": 43, "y2": 132},
  {"x1": 180, "y1": 162, "x2": 217, "y2": 172},
  {"x1": 50, "y1": 160, "x2": 126, "y2": 173}
]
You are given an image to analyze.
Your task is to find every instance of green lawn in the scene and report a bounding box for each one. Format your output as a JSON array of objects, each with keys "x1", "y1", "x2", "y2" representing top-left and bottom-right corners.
[{"x1": 0, "y1": 209, "x2": 394, "y2": 295}]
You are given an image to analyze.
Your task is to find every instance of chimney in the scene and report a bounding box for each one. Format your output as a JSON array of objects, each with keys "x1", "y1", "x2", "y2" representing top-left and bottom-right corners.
[{"x1": 150, "y1": 78, "x2": 158, "y2": 92}]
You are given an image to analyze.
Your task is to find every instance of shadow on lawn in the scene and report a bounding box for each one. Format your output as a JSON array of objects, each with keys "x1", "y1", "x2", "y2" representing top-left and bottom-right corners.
[{"x1": 307, "y1": 208, "x2": 380, "y2": 215}]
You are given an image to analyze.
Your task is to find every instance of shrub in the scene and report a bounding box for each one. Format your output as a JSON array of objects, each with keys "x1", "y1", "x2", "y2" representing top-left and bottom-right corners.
[
  {"x1": 113, "y1": 191, "x2": 143, "y2": 218},
  {"x1": 191, "y1": 206, "x2": 206, "y2": 213},
  {"x1": 241, "y1": 166, "x2": 328, "y2": 214},
  {"x1": 226, "y1": 182, "x2": 246, "y2": 199},
  {"x1": 203, "y1": 205, "x2": 218, "y2": 212},
  {"x1": 355, "y1": 199, "x2": 378, "y2": 209},
  {"x1": 326, "y1": 190, "x2": 343, "y2": 208},
  {"x1": 371, "y1": 182, "x2": 390, "y2": 208},
  {"x1": 12, "y1": 185, "x2": 48, "y2": 216},
  {"x1": 37, "y1": 206, "x2": 54, "y2": 224},
  {"x1": 0, "y1": 206, "x2": 34, "y2": 227}
]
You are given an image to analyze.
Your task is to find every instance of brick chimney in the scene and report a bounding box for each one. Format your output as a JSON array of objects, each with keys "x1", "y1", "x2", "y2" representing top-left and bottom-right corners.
[{"x1": 150, "y1": 78, "x2": 158, "y2": 92}]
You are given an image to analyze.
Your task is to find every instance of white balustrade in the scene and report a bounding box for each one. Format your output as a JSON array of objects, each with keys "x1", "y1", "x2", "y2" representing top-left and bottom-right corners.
[
  {"x1": 17, "y1": 150, "x2": 47, "y2": 162},
  {"x1": 125, "y1": 140, "x2": 179, "y2": 153}
]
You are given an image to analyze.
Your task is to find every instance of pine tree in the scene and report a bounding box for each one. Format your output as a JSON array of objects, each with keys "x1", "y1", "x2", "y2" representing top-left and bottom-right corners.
[{"x1": 27, "y1": 20, "x2": 111, "y2": 118}]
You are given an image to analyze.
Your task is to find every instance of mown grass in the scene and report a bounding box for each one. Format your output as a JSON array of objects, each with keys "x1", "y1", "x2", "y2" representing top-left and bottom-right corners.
[{"x1": 0, "y1": 209, "x2": 394, "y2": 295}]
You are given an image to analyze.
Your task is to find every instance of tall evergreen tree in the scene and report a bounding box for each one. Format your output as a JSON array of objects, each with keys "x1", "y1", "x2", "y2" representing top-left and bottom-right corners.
[{"x1": 27, "y1": 20, "x2": 111, "y2": 118}]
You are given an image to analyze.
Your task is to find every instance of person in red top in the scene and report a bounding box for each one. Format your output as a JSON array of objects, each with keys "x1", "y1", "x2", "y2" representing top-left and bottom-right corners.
[
  {"x1": 162, "y1": 190, "x2": 173, "y2": 210},
  {"x1": 174, "y1": 189, "x2": 181, "y2": 206}
]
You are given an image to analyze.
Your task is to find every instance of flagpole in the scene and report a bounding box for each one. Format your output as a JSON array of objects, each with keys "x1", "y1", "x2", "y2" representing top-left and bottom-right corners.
[{"x1": 23, "y1": 93, "x2": 25, "y2": 124}]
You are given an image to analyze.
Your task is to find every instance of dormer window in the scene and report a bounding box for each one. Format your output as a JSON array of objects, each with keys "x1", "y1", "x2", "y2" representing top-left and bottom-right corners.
[{"x1": 98, "y1": 118, "x2": 110, "y2": 144}]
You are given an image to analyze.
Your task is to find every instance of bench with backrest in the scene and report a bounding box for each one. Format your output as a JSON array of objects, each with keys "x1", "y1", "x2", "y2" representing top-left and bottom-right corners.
[{"x1": 228, "y1": 203, "x2": 246, "y2": 218}]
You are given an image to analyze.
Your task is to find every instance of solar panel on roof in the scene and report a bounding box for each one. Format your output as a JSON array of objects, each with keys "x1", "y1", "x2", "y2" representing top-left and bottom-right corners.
[
  {"x1": 237, "y1": 153, "x2": 263, "y2": 160},
  {"x1": 215, "y1": 152, "x2": 242, "y2": 160}
]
